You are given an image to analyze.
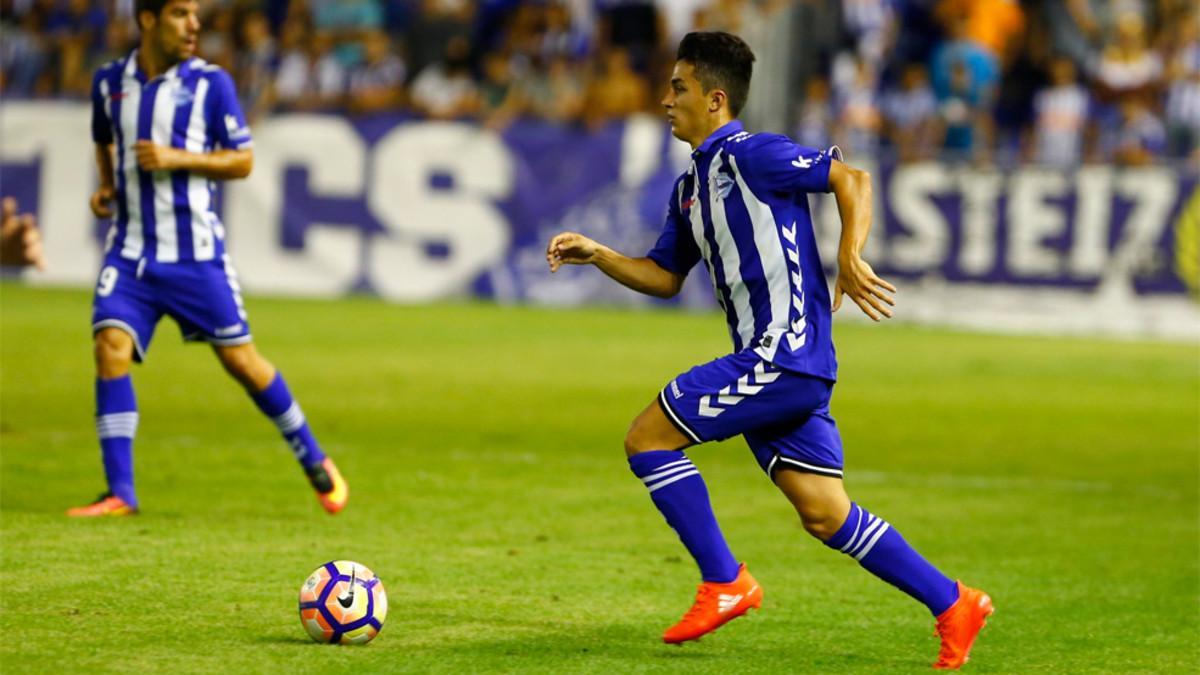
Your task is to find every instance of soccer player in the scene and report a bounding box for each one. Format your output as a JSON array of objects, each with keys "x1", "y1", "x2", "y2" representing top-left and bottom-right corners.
[
  {"x1": 69, "y1": 0, "x2": 347, "y2": 517},
  {"x1": 546, "y1": 32, "x2": 993, "y2": 669}
]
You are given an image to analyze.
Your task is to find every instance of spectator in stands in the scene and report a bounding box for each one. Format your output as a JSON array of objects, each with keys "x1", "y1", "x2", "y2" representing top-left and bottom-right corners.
[
  {"x1": 406, "y1": 0, "x2": 475, "y2": 79},
  {"x1": 478, "y1": 50, "x2": 521, "y2": 128},
  {"x1": 310, "y1": 0, "x2": 384, "y2": 68},
  {"x1": 795, "y1": 75, "x2": 834, "y2": 151},
  {"x1": 274, "y1": 28, "x2": 347, "y2": 111},
  {"x1": 236, "y1": 9, "x2": 278, "y2": 123},
  {"x1": 83, "y1": 16, "x2": 134, "y2": 84},
  {"x1": 410, "y1": 35, "x2": 480, "y2": 119},
  {"x1": 1163, "y1": 11, "x2": 1200, "y2": 159},
  {"x1": 843, "y1": 0, "x2": 898, "y2": 68},
  {"x1": 1095, "y1": 11, "x2": 1161, "y2": 105},
  {"x1": 934, "y1": 0, "x2": 1024, "y2": 66},
  {"x1": 835, "y1": 57, "x2": 883, "y2": 159},
  {"x1": 347, "y1": 29, "x2": 406, "y2": 114},
  {"x1": 1031, "y1": 56, "x2": 1090, "y2": 168},
  {"x1": 595, "y1": 0, "x2": 659, "y2": 70},
  {"x1": 582, "y1": 47, "x2": 650, "y2": 128},
  {"x1": 938, "y1": 56, "x2": 992, "y2": 162},
  {"x1": 541, "y1": 0, "x2": 590, "y2": 61},
  {"x1": 1111, "y1": 98, "x2": 1167, "y2": 165},
  {"x1": 45, "y1": 0, "x2": 107, "y2": 95},
  {"x1": 198, "y1": 4, "x2": 235, "y2": 72},
  {"x1": 521, "y1": 54, "x2": 586, "y2": 125},
  {"x1": 881, "y1": 62, "x2": 939, "y2": 162},
  {"x1": 1, "y1": 8, "x2": 49, "y2": 96}
]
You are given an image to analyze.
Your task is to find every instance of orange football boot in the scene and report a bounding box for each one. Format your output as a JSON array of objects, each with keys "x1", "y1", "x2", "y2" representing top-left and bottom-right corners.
[
  {"x1": 662, "y1": 563, "x2": 763, "y2": 644},
  {"x1": 933, "y1": 581, "x2": 994, "y2": 669},
  {"x1": 66, "y1": 493, "x2": 137, "y2": 517},
  {"x1": 305, "y1": 457, "x2": 348, "y2": 514}
]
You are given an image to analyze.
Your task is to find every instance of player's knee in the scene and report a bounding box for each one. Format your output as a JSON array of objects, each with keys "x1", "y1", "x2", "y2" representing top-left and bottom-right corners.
[
  {"x1": 623, "y1": 425, "x2": 647, "y2": 457},
  {"x1": 94, "y1": 329, "x2": 133, "y2": 377},
  {"x1": 623, "y1": 418, "x2": 662, "y2": 457},
  {"x1": 796, "y1": 502, "x2": 845, "y2": 541},
  {"x1": 217, "y1": 346, "x2": 264, "y2": 385}
]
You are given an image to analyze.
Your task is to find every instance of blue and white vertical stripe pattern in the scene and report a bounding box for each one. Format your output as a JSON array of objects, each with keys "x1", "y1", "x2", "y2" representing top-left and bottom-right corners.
[
  {"x1": 92, "y1": 52, "x2": 250, "y2": 264},
  {"x1": 96, "y1": 412, "x2": 138, "y2": 440},
  {"x1": 665, "y1": 126, "x2": 841, "y2": 382},
  {"x1": 838, "y1": 504, "x2": 891, "y2": 561},
  {"x1": 639, "y1": 456, "x2": 701, "y2": 494}
]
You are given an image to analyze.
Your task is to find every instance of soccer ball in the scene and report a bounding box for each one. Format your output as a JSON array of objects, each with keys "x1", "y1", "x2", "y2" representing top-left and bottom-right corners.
[{"x1": 298, "y1": 560, "x2": 388, "y2": 645}]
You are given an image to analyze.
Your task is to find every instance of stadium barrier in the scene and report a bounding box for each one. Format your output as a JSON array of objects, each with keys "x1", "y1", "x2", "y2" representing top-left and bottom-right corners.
[{"x1": 3, "y1": 103, "x2": 1197, "y2": 339}]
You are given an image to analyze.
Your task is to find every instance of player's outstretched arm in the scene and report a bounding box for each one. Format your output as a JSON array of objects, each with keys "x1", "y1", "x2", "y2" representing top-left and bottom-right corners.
[
  {"x1": 829, "y1": 160, "x2": 896, "y2": 321},
  {"x1": 547, "y1": 231, "x2": 685, "y2": 298},
  {"x1": 134, "y1": 142, "x2": 253, "y2": 180}
]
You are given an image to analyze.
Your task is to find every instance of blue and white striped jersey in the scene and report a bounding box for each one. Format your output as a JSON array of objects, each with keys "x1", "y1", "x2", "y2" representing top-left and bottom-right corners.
[
  {"x1": 647, "y1": 121, "x2": 839, "y2": 380},
  {"x1": 91, "y1": 50, "x2": 253, "y2": 264}
]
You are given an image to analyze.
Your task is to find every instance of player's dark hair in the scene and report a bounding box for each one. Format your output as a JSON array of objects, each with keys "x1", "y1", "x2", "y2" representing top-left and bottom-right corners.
[
  {"x1": 676, "y1": 31, "x2": 755, "y2": 117},
  {"x1": 135, "y1": 0, "x2": 170, "y2": 26}
]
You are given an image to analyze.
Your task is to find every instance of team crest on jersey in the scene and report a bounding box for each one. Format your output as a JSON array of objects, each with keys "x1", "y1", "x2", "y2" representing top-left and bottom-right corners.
[{"x1": 712, "y1": 171, "x2": 734, "y2": 200}]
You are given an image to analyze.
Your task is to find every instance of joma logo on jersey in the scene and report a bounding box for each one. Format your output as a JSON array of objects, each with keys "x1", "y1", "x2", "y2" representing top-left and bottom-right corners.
[{"x1": 792, "y1": 155, "x2": 813, "y2": 169}]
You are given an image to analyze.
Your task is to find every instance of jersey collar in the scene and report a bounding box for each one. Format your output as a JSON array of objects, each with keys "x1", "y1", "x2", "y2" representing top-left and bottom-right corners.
[
  {"x1": 693, "y1": 120, "x2": 744, "y2": 157},
  {"x1": 125, "y1": 49, "x2": 194, "y2": 83}
]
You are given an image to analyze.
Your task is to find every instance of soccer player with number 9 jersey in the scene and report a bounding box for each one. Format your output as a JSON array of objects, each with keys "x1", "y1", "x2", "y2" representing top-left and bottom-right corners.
[{"x1": 70, "y1": 0, "x2": 347, "y2": 518}]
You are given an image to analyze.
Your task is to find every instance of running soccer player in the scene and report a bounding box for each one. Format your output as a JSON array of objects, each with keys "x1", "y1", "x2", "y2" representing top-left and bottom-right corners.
[
  {"x1": 69, "y1": 0, "x2": 347, "y2": 517},
  {"x1": 547, "y1": 32, "x2": 992, "y2": 669}
]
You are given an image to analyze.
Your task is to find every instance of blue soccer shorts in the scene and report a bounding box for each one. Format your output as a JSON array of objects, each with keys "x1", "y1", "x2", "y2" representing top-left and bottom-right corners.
[
  {"x1": 656, "y1": 349, "x2": 845, "y2": 479},
  {"x1": 91, "y1": 254, "x2": 251, "y2": 362}
]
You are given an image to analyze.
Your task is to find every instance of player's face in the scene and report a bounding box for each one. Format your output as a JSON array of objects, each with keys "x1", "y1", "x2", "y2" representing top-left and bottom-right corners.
[
  {"x1": 662, "y1": 61, "x2": 710, "y2": 147},
  {"x1": 145, "y1": 0, "x2": 201, "y2": 63}
]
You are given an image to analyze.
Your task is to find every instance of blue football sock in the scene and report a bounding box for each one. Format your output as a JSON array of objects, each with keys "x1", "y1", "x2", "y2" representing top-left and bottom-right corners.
[
  {"x1": 95, "y1": 376, "x2": 138, "y2": 507},
  {"x1": 251, "y1": 373, "x2": 327, "y2": 468},
  {"x1": 825, "y1": 502, "x2": 960, "y2": 615},
  {"x1": 628, "y1": 450, "x2": 740, "y2": 583}
]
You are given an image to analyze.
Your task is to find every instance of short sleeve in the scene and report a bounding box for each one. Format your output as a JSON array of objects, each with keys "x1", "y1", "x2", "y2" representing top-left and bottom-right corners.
[
  {"x1": 737, "y1": 135, "x2": 834, "y2": 195},
  {"x1": 645, "y1": 187, "x2": 701, "y2": 276},
  {"x1": 91, "y1": 70, "x2": 113, "y2": 145},
  {"x1": 206, "y1": 69, "x2": 253, "y2": 150}
]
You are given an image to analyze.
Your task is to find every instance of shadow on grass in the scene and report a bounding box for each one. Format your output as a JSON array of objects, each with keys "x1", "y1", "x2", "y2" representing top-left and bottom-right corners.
[{"x1": 250, "y1": 631, "x2": 319, "y2": 646}]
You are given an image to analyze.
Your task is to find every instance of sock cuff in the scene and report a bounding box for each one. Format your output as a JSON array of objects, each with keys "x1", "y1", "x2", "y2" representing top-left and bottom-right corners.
[
  {"x1": 96, "y1": 375, "x2": 136, "y2": 415},
  {"x1": 629, "y1": 451, "x2": 701, "y2": 493},
  {"x1": 825, "y1": 502, "x2": 863, "y2": 550},
  {"x1": 252, "y1": 373, "x2": 292, "y2": 417},
  {"x1": 627, "y1": 449, "x2": 686, "y2": 477},
  {"x1": 826, "y1": 502, "x2": 892, "y2": 560}
]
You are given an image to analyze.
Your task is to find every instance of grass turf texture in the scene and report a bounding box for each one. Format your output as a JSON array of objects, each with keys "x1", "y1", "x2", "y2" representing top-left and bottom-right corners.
[{"x1": 1, "y1": 284, "x2": 1197, "y2": 674}]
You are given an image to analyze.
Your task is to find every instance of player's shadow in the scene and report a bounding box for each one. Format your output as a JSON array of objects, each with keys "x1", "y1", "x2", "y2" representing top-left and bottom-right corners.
[{"x1": 251, "y1": 632, "x2": 318, "y2": 646}]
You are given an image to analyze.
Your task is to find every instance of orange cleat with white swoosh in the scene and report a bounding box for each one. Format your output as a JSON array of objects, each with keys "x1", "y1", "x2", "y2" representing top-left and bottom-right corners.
[{"x1": 662, "y1": 563, "x2": 763, "y2": 644}]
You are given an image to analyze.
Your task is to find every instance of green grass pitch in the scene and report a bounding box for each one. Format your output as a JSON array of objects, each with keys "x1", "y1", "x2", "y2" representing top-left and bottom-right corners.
[{"x1": 1, "y1": 284, "x2": 1197, "y2": 673}]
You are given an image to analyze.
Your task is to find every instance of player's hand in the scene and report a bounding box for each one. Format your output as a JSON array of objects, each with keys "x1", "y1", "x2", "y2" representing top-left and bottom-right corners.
[
  {"x1": 90, "y1": 184, "x2": 116, "y2": 219},
  {"x1": 547, "y1": 231, "x2": 601, "y2": 272},
  {"x1": 134, "y1": 140, "x2": 181, "y2": 171},
  {"x1": 833, "y1": 253, "x2": 895, "y2": 321},
  {"x1": 1, "y1": 197, "x2": 47, "y2": 270}
]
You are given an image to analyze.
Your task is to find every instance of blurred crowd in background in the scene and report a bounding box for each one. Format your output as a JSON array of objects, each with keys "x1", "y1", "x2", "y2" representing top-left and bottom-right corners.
[{"x1": 1, "y1": 0, "x2": 1198, "y2": 166}]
